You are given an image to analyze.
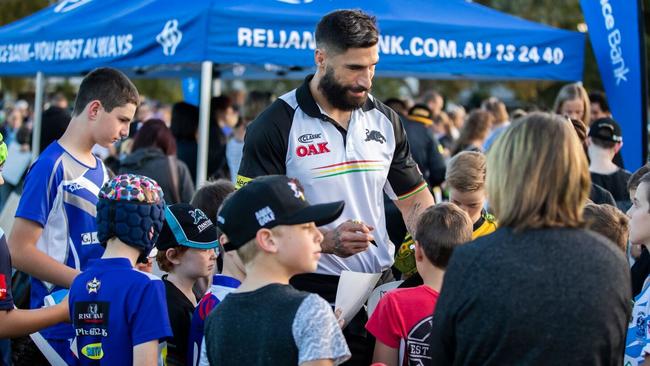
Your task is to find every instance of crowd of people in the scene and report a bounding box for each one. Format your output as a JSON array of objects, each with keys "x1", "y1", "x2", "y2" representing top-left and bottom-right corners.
[{"x1": 0, "y1": 8, "x2": 646, "y2": 366}]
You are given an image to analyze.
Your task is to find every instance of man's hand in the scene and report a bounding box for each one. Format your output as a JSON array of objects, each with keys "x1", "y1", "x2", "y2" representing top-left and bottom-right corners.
[{"x1": 321, "y1": 220, "x2": 374, "y2": 258}]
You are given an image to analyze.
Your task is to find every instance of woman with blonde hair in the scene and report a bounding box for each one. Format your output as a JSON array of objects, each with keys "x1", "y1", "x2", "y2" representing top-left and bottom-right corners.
[
  {"x1": 429, "y1": 112, "x2": 630, "y2": 365},
  {"x1": 553, "y1": 83, "x2": 591, "y2": 125}
]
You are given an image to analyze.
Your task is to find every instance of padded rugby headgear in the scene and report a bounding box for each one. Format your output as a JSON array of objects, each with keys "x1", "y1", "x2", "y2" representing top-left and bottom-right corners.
[{"x1": 96, "y1": 174, "x2": 165, "y2": 259}]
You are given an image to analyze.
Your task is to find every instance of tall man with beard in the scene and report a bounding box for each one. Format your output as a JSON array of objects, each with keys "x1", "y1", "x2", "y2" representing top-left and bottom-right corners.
[{"x1": 236, "y1": 10, "x2": 434, "y2": 365}]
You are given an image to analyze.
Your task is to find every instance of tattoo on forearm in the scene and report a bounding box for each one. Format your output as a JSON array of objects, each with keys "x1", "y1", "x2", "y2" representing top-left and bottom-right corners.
[{"x1": 406, "y1": 202, "x2": 422, "y2": 236}]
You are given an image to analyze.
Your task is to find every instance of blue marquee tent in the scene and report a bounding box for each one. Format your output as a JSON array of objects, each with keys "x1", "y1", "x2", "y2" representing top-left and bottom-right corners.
[
  {"x1": 0, "y1": 0, "x2": 586, "y2": 184},
  {"x1": 0, "y1": 0, "x2": 584, "y2": 80}
]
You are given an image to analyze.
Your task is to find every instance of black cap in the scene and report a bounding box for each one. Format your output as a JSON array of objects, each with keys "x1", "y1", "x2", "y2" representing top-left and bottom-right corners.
[
  {"x1": 589, "y1": 117, "x2": 622, "y2": 143},
  {"x1": 156, "y1": 203, "x2": 219, "y2": 251},
  {"x1": 217, "y1": 175, "x2": 344, "y2": 251}
]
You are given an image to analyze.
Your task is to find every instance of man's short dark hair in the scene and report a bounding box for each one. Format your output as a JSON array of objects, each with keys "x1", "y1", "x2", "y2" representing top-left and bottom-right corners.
[
  {"x1": 315, "y1": 10, "x2": 379, "y2": 54},
  {"x1": 639, "y1": 172, "x2": 650, "y2": 214},
  {"x1": 72, "y1": 67, "x2": 139, "y2": 117},
  {"x1": 589, "y1": 91, "x2": 610, "y2": 113},
  {"x1": 628, "y1": 164, "x2": 650, "y2": 192},
  {"x1": 415, "y1": 203, "x2": 473, "y2": 269}
]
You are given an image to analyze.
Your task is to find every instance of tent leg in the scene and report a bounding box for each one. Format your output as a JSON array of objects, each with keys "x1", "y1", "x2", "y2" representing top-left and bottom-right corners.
[
  {"x1": 196, "y1": 61, "x2": 213, "y2": 187},
  {"x1": 31, "y1": 71, "x2": 44, "y2": 161}
]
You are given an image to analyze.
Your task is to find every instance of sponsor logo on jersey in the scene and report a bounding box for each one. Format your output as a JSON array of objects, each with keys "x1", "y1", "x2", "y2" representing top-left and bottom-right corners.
[
  {"x1": 81, "y1": 231, "x2": 99, "y2": 245},
  {"x1": 365, "y1": 129, "x2": 386, "y2": 144},
  {"x1": 74, "y1": 301, "x2": 110, "y2": 337},
  {"x1": 86, "y1": 277, "x2": 101, "y2": 294},
  {"x1": 296, "y1": 142, "x2": 330, "y2": 157},
  {"x1": 81, "y1": 343, "x2": 104, "y2": 360},
  {"x1": 298, "y1": 133, "x2": 322, "y2": 143}
]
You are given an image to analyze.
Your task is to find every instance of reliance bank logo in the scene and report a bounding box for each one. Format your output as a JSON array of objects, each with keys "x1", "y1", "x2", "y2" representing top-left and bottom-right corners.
[
  {"x1": 54, "y1": 0, "x2": 93, "y2": 13},
  {"x1": 156, "y1": 19, "x2": 183, "y2": 56}
]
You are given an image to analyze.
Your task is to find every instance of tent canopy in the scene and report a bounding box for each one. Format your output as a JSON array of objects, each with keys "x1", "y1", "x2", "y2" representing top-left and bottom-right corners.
[{"x1": 0, "y1": 0, "x2": 584, "y2": 80}]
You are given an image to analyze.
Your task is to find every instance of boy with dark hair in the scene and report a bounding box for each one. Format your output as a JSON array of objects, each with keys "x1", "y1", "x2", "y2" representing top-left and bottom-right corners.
[
  {"x1": 0, "y1": 132, "x2": 69, "y2": 338},
  {"x1": 69, "y1": 174, "x2": 171, "y2": 365},
  {"x1": 625, "y1": 172, "x2": 650, "y2": 365},
  {"x1": 154, "y1": 203, "x2": 219, "y2": 366},
  {"x1": 588, "y1": 117, "x2": 631, "y2": 209},
  {"x1": 589, "y1": 90, "x2": 611, "y2": 123},
  {"x1": 9, "y1": 67, "x2": 139, "y2": 363},
  {"x1": 204, "y1": 175, "x2": 351, "y2": 366},
  {"x1": 583, "y1": 203, "x2": 629, "y2": 252},
  {"x1": 627, "y1": 164, "x2": 650, "y2": 297},
  {"x1": 366, "y1": 203, "x2": 472, "y2": 366}
]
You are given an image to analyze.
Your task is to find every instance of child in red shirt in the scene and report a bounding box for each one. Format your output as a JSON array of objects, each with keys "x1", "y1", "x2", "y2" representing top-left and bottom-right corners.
[{"x1": 366, "y1": 203, "x2": 473, "y2": 366}]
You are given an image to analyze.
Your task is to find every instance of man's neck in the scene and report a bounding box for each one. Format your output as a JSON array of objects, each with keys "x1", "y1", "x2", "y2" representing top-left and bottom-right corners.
[
  {"x1": 309, "y1": 74, "x2": 352, "y2": 130},
  {"x1": 57, "y1": 117, "x2": 97, "y2": 166},
  {"x1": 588, "y1": 148, "x2": 618, "y2": 174},
  {"x1": 101, "y1": 238, "x2": 140, "y2": 267}
]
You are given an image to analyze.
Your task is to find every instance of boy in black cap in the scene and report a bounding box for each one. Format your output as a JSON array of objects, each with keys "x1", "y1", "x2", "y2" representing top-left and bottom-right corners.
[
  {"x1": 588, "y1": 117, "x2": 632, "y2": 209},
  {"x1": 204, "y1": 175, "x2": 350, "y2": 366},
  {"x1": 68, "y1": 174, "x2": 171, "y2": 365},
  {"x1": 155, "y1": 203, "x2": 219, "y2": 366}
]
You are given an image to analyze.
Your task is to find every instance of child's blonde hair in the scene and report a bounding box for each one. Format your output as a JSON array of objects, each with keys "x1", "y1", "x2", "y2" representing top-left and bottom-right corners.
[
  {"x1": 446, "y1": 151, "x2": 486, "y2": 192},
  {"x1": 553, "y1": 83, "x2": 591, "y2": 125}
]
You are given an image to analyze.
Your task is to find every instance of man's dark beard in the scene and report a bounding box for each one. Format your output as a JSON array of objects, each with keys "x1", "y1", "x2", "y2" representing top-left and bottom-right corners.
[{"x1": 318, "y1": 67, "x2": 369, "y2": 111}]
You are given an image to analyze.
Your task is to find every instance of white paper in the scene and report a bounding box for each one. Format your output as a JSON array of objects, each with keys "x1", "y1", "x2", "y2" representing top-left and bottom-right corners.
[
  {"x1": 3, "y1": 142, "x2": 32, "y2": 185},
  {"x1": 335, "y1": 270, "x2": 381, "y2": 327}
]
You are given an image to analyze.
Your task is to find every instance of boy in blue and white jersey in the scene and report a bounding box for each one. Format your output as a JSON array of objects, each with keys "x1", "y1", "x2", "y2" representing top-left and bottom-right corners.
[
  {"x1": 8, "y1": 68, "x2": 139, "y2": 364},
  {"x1": 626, "y1": 173, "x2": 650, "y2": 365},
  {"x1": 188, "y1": 226, "x2": 245, "y2": 366},
  {"x1": 69, "y1": 174, "x2": 172, "y2": 365}
]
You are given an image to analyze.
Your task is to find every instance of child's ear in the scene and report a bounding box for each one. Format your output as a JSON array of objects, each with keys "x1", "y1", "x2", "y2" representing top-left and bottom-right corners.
[
  {"x1": 256, "y1": 228, "x2": 278, "y2": 254},
  {"x1": 614, "y1": 142, "x2": 623, "y2": 153},
  {"x1": 86, "y1": 100, "x2": 102, "y2": 120},
  {"x1": 165, "y1": 248, "x2": 182, "y2": 265},
  {"x1": 414, "y1": 241, "x2": 424, "y2": 263}
]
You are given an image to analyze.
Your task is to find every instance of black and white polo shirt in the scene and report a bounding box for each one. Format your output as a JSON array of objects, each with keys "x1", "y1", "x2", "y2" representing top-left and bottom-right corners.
[{"x1": 237, "y1": 75, "x2": 426, "y2": 275}]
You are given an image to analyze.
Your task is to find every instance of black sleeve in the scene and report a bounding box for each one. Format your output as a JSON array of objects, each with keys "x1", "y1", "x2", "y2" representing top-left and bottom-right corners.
[
  {"x1": 374, "y1": 101, "x2": 426, "y2": 199},
  {"x1": 427, "y1": 135, "x2": 447, "y2": 187},
  {"x1": 589, "y1": 184, "x2": 616, "y2": 206},
  {"x1": 236, "y1": 99, "x2": 294, "y2": 188}
]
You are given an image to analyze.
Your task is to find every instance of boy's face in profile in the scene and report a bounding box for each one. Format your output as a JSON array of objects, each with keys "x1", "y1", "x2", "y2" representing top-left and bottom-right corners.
[
  {"x1": 449, "y1": 188, "x2": 484, "y2": 225},
  {"x1": 273, "y1": 222, "x2": 323, "y2": 274},
  {"x1": 91, "y1": 102, "x2": 137, "y2": 147},
  {"x1": 628, "y1": 182, "x2": 650, "y2": 246}
]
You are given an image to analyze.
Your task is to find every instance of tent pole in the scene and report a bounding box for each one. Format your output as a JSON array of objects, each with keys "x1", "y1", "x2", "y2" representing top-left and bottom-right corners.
[
  {"x1": 31, "y1": 71, "x2": 44, "y2": 161},
  {"x1": 196, "y1": 61, "x2": 213, "y2": 187}
]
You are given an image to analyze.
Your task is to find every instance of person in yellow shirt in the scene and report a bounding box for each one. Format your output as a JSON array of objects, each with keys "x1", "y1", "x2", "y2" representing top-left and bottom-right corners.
[{"x1": 396, "y1": 151, "x2": 496, "y2": 284}]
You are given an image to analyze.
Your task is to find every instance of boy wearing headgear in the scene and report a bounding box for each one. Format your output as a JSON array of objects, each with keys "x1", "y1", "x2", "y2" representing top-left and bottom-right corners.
[
  {"x1": 68, "y1": 174, "x2": 172, "y2": 365},
  {"x1": 154, "y1": 203, "x2": 219, "y2": 366},
  {"x1": 0, "y1": 132, "x2": 69, "y2": 339},
  {"x1": 202, "y1": 175, "x2": 350, "y2": 366},
  {"x1": 588, "y1": 117, "x2": 632, "y2": 209}
]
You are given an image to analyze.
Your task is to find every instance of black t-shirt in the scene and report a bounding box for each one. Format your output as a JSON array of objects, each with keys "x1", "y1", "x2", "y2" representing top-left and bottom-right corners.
[
  {"x1": 0, "y1": 233, "x2": 12, "y2": 310},
  {"x1": 162, "y1": 276, "x2": 197, "y2": 366},
  {"x1": 590, "y1": 169, "x2": 632, "y2": 208},
  {"x1": 590, "y1": 183, "x2": 616, "y2": 206}
]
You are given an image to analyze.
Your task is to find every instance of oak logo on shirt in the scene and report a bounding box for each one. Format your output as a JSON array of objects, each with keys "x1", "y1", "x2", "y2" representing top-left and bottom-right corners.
[
  {"x1": 296, "y1": 142, "x2": 330, "y2": 157},
  {"x1": 81, "y1": 343, "x2": 104, "y2": 360},
  {"x1": 0, "y1": 274, "x2": 6, "y2": 300}
]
